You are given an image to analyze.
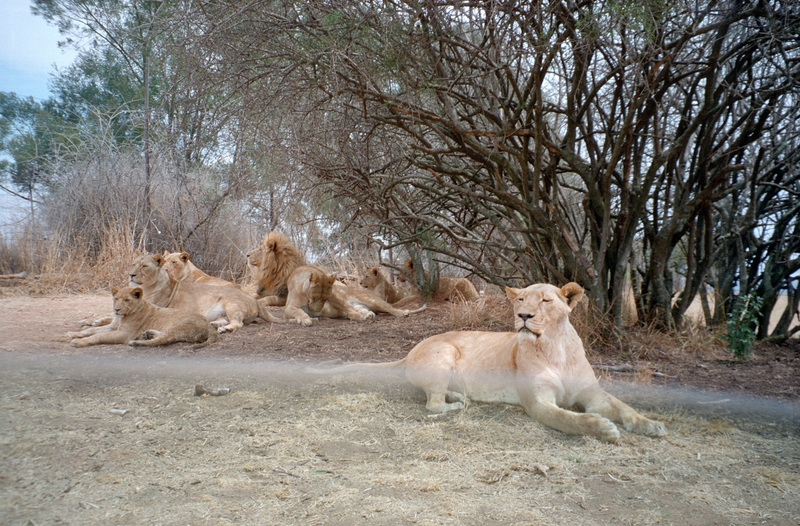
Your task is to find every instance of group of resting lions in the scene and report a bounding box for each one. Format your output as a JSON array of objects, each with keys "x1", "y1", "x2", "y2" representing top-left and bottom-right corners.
[{"x1": 65, "y1": 232, "x2": 666, "y2": 442}]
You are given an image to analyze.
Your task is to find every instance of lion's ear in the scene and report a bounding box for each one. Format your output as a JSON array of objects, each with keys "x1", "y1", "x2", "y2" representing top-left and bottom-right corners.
[
  {"x1": 162, "y1": 250, "x2": 170, "y2": 257},
  {"x1": 505, "y1": 286, "x2": 521, "y2": 301},
  {"x1": 309, "y1": 273, "x2": 319, "y2": 284},
  {"x1": 328, "y1": 274, "x2": 337, "y2": 285},
  {"x1": 180, "y1": 252, "x2": 190, "y2": 263},
  {"x1": 153, "y1": 254, "x2": 165, "y2": 266},
  {"x1": 370, "y1": 268, "x2": 378, "y2": 276},
  {"x1": 132, "y1": 287, "x2": 143, "y2": 299},
  {"x1": 560, "y1": 282, "x2": 584, "y2": 309}
]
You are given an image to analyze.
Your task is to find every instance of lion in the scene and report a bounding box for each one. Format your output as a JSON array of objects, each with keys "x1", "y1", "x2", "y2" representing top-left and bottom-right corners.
[
  {"x1": 163, "y1": 251, "x2": 240, "y2": 289},
  {"x1": 129, "y1": 253, "x2": 284, "y2": 333},
  {"x1": 67, "y1": 286, "x2": 218, "y2": 348},
  {"x1": 360, "y1": 266, "x2": 415, "y2": 305},
  {"x1": 398, "y1": 259, "x2": 479, "y2": 302},
  {"x1": 285, "y1": 265, "x2": 427, "y2": 326},
  {"x1": 310, "y1": 282, "x2": 666, "y2": 442},
  {"x1": 246, "y1": 232, "x2": 305, "y2": 305}
]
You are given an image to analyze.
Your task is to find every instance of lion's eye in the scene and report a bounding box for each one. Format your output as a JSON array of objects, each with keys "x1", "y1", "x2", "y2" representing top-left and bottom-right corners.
[{"x1": 542, "y1": 298, "x2": 552, "y2": 303}]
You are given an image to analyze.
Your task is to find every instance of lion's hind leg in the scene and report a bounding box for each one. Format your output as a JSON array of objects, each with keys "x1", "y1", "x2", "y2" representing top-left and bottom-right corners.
[
  {"x1": 129, "y1": 330, "x2": 168, "y2": 346},
  {"x1": 577, "y1": 388, "x2": 666, "y2": 437},
  {"x1": 405, "y1": 342, "x2": 464, "y2": 414}
]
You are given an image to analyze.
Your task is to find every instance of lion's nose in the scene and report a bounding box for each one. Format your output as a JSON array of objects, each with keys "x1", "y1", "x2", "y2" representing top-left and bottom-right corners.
[{"x1": 518, "y1": 313, "x2": 534, "y2": 322}]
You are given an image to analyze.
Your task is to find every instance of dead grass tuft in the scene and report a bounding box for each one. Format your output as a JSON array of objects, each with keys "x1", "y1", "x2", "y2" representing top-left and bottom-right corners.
[{"x1": 441, "y1": 293, "x2": 513, "y2": 331}]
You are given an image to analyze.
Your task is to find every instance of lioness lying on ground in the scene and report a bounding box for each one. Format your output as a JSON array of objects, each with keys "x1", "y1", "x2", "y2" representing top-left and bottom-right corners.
[
  {"x1": 285, "y1": 265, "x2": 427, "y2": 326},
  {"x1": 360, "y1": 266, "x2": 414, "y2": 305},
  {"x1": 163, "y1": 251, "x2": 240, "y2": 289},
  {"x1": 129, "y1": 253, "x2": 283, "y2": 333},
  {"x1": 246, "y1": 231, "x2": 305, "y2": 305},
  {"x1": 67, "y1": 286, "x2": 218, "y2": 348},
  {"x1": 310, "y1": 282, "x2": 666, "y2": 442},
  {"x1": 398, "y1": 259, "x2": 480, "y2": 302}
]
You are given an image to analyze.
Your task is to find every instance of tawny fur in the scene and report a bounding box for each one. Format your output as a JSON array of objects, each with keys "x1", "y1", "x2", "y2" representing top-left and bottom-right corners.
[
  {"x1": 247, "y1": 232, "x2": 305, "y2": 306},
  {"x1": 67, "y1": 286, "x2": 218, "y2": 348},
  {"x1": 360, "y1": 266, "x2": 418, "y2": 306},
  {"x1": 128, "y1": 253, "x2": 284, "y2": 333},
  {"x1": 284, "y1": 265, "x2": 427, "y2": 326},
  {"x1": 163, "y1": 251, "x2": 240, "y2": 289},
  {"x1": 398, "y1": 259, "x2": 479, "y2": 302},
  {"x1": 310, "y1": 282, "x2": 666, "y2": 443}
]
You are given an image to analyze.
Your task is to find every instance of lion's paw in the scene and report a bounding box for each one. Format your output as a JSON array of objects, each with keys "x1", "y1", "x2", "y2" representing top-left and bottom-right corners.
[
  {"x1": 139, "y1": 330, "x2": 157, "y2": 340},
  {"x1": 298, "y1": 318, "x2": 313, "y2": 327},
  {"x1": 625, "y1": 417, "x2": 667, "y2": 437},
  {"x1": 586, "y1": 414, "x2": 620, "y2": 442}
]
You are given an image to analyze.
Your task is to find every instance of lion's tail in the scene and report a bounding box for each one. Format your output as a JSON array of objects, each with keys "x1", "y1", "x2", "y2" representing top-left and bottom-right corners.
[
  {"x1": 306, "y1": 357, "x2": 407, "y2": 375},
  {"x1": 258, "y1": 301, "x2": 285, "y2": 324},
  {"x1": 407, "y1": 302, "x2": 428, "y2": 314}
]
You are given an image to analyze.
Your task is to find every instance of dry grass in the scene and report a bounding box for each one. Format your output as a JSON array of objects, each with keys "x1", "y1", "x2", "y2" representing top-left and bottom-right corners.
[
  {"x1": 441, "y1": 294, "x2": 514, "y2": 331},
  {"x1": 2, "y1": 354, "x2": 798, "y2": 525}
]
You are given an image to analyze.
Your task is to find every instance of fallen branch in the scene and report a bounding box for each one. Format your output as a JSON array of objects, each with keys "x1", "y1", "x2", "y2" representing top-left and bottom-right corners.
[{"x1": 0, "y1": 272, "x2": 27, "y2": 280}]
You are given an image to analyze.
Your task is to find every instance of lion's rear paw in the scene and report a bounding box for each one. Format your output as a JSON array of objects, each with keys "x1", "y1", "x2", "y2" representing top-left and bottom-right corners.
[{"x1": 139, "y1": 330, "x2": 157, "y2": 340}]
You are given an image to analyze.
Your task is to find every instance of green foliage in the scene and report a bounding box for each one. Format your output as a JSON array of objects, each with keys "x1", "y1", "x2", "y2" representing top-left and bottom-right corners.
[
  {"x1": 0, "y1": 92, "x2": 70, "y2": 193},
  {"x1": 724, "y1": 292, "x2": 763, "y2": 360}
]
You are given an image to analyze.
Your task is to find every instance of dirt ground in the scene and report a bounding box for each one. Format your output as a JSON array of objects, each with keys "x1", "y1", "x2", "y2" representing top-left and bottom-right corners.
[{"x1": 1, "y1": 293, "x2": 799, "y2": 525}]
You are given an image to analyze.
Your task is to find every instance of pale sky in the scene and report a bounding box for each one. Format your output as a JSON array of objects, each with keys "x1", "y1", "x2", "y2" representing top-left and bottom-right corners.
[{"x1": 0, "y1": 0, "x2": 78, "y2": 101}]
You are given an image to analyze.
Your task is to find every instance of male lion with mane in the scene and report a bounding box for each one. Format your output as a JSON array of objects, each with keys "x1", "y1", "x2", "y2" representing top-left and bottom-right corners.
[
  {"x1": 129, "y1": 253, "x2": 283, "y2": 333},
  {"x1": 247, "y1": 232, "x2": 305, "y2": 305},
  {"x1": 67, "y1": 286, "x2": 218, "y2": 348},
  {"x1": 285, "y1": 265, "x2": 427, "y2": 326},
  {"x1": 311, "y1": 282, "x2": 666, "y2": 442}
]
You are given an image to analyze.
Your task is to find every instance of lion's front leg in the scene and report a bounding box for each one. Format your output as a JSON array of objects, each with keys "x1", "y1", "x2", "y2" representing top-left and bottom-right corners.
[
  {"x1": 521, "y1": 388, "x2": 621, "y2": 443},
  {"x1": 66, "y1": 321, "x2": 119, "y2": 339},
  {"x1": 284, "y1": 304, "x2": 315, "y2": 326},
  {"x1": 577, "y1": 388, "x2": 666, "y2": 437},
  {"x1": 71, "y1": 330, "x2": 132, "y2": 347}
]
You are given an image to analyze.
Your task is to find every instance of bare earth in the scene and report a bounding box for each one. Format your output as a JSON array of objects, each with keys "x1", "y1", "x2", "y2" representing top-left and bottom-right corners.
[{"x1": 1, "y1": 293, "x2": 798, "y2": 525}]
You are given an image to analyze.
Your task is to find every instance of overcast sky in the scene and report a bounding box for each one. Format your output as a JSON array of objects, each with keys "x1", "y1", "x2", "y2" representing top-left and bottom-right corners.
[{"x1": 0, "y1": 0, "x2": 78, "y2": 101}]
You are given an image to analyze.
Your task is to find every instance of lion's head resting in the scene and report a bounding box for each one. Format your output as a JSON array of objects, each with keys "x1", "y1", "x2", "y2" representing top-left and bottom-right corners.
[
  {"x1": 505, "y1": 282, "x2": 584, "y2": 337},
  {"x1": 163, "y1": 251, "x2": 192, "y2": 281},
  {"x1": 305, "y1": 268, "x2": 337, "y2": 313},
  {"x1": 247, "y1": 232, "x2": 303, "y2": 297},
  {"x1": 112, "y1": 286, "x2": 145, "y2": 317},
  {"x1": 129, "y1": 253, "x2": 165, "y2": 288}
]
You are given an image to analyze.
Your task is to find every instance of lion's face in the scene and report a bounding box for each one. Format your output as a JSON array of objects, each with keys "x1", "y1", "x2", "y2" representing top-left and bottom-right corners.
[
  {"x1": 360, "y1": 267, "x2": 383, "y2": 289},
  {"x1": 129, "y1": 253, "x2": 165, "y2": 287},
  {"x1": 506, "y1": 283, "x2": 584, "y2": 337},
  {"x1": 306, "y1": 271, "x2": 335, "y2": 312},
  {"x1": 396, "y1": 259, "x2": 413, "y2": 283},
  {"x1": 112, "y1": 286, "x2": 145, "y2": 317},
  {"x1": 246, "y1": 245, "x2": 265, "y2": 272},
  {"x1": 164, "y1": 252, "x2": 191, "y2": 281}
]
